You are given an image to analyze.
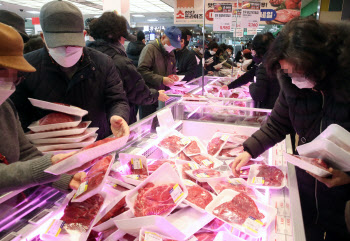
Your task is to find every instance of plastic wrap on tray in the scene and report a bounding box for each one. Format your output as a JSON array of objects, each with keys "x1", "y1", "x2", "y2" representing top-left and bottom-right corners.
[
  {"x1": 147, "y1": 159, "x2": 176, "y2": 173},
  {"x1": 190, "y1": 154, "x2": 223, "y2": 169},
  {"x1": 175, "y1": 160, "x2": 200, "y2": 182},
  {"x1": 207, "y1": 132, "x2": 231, "y2": 156},
  {"x1": 247, "y1": 165, "x2": 286, "y2": 189},
  {"x1": 157, "y1": 130, "x2": 191, "y2": 157},
  {"x1": 183, "y1": 180, "x2": 216, "y2": 212},
  {"x1": 183, "y1": 137, "x2": 206, "y2": 156},
  {"x1": 185, "y1": 168, "x2": 230, "y2": 182}
]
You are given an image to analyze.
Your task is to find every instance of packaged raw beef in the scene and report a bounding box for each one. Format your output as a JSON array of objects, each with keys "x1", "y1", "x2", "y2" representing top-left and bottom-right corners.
[
  {"x1": 183, "y1": 93, "x2": 207, "y2": 102},
  {"x1": 72, "y1": 154, "x2": 114, "y2": 202},
  {"x1": 240, "y1": 168, "x2": 250, "y2": 178},
  {"x1": 193, "y1": 231, "x2": 218, "y2": 241},
  {"x1": 190, "y1": 154, "x2": 223, "y2": 169},
  {"x1": 119, "y1": 153, "x2": 149, "y2": 176},
  {"x1": 203, "y1": 218, "x2": 225, "y2": 232},
  {"x1": 139, "y1": 229, "x2": 176, "y2": 241},
  {"x1": 175, "y1": 160, "x2": 200, "y2": 182},
  {"x1": 247, "y1": 165, "x2": 286, "y2": 189},
  {"x1": 28, "y1": 114, "x2": 82, "y2": 133},
  {"x1": 186, "y1": 168, "x2": 230, "y2": 182},
  {"x1": 205, "y1": 190, "x2": 276, "y2": 237},
  {"x1": 218, "y1": 145, "x2": 244, "y2": 159},
  {"x1": 183, "y1": 137, "x2": 206, "y2": 156},
  {"x1": 44, "y1": 135, "x2": 128, "y2": 175},
  {"x1": 283, "y1": 153, "x2": 331, "y2": 177},
  {"x1": 157, "y1": 131, "x2": 191, "y2": 157},
  {"x1": 121, "y1": 174, "x2": 148, "y2": 186},
  {"x1": 313, "y1": 124, "x2": 350, "y2": 153},
  {"x1": 125, "y1": 163, "x2": 188, "y2": 217},
  {"x1": 183, "y1": 180, "x2": 215, "y2": 211},
  {"x1": 229, "y1": 134, "x2": 250, "y2": 144},
  {"x1": 178, "y1": 151, "x2": 191, "y2": 161},
  {"x1": 36, "y1": 135, "x2": 97, "y2": 152},
  {"x1": 227, "y1": 159, "x2": 264, "y2": 171},
  {"x1": 94, "y1": 195, "x2": 129, "y2": 227},
  {"x1": 207, "y1": 132, "x2": 231, "y2": 156},
  {"x1": 147, "y1": 159, "x2": 176, "y2": 173},
  {"x1": 39, "y1": 112, "x2": 76, "y2": 125}
]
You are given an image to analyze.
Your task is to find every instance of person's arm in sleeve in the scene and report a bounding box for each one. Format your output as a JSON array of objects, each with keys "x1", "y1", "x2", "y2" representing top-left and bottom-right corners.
[
  {"x1": 228, "y1": 65, "x2": 257, "y2": 89},
  {"x1": 243, "y1": 90, "x2": 294, "y2": 158},
  {"x1": 177, "y1": 53, "x2": 197, "y2": 82},
  {"x1": 219, "y1": 55, "x2": 232, "y2": 69},
  {"x1": 249, "y1": 64, "x2": 268, "y2": 102},
  {"x1": 104, "y1": 59, "x2": 130, "y2": 123},
  {"x1": 137, "y1": 45, "x2": 164, "y2": 88}
]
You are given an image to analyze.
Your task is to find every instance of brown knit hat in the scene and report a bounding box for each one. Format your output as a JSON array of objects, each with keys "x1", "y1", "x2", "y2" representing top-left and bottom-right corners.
[{"x1": 0, "y1": 23, "x2": 36, "y2": 72}]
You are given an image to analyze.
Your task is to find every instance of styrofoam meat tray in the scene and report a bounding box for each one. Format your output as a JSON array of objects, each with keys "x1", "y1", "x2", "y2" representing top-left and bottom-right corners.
[
  {"x1": 28, "y1": 116, "x2": 82, "y2": 133},
  {"x1": 25, "y1": 121, "x2": 91, "y2": 140},
  {"x1": 189, "y1": 153, "x2": 224, "y2": 169},
  {"x1": 36, "y1": 135, "x2": 97, "y2": 152},
  {"x1": 247, "y1": 165, "x2": 287, "y2": 190},
  {"x1": 205, "y1": 189, "x2": 277, "y2": 238},
  {"x1": 29, "y1": 98, "x2": 88, "y2": 117},
  {"x1": 183, "y1": 136, "x2": 208, "y2": 156},
  {"x1": 185, "y1": 168, "x2": 231, "y2": 183},
  {"x1": 31, "y1": 128, "x2": 99, "y2": 144}
]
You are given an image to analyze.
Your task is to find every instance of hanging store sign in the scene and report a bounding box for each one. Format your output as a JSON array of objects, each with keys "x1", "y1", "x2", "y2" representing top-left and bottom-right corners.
[
  {"x1": 213, "y1": 3, "x2": 232, "y2": 31},
  {"x1": 241, "y1": 1, "x2": 261, "y2": 28},
  {"x1": 232, "y1": 28, "x2": 244, "y2": 38}
]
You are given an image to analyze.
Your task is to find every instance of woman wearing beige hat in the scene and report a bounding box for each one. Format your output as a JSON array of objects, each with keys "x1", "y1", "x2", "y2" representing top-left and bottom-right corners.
[{"x1": 0, "y1": 22, "x2": 85, "y2": 194}]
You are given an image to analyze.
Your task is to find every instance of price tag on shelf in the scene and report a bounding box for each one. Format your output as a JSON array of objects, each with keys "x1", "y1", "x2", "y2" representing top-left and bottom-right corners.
[
  {"x1": 169, "y1": 184, "x2": 184, "y2": 203},
  {"x1": 252, "y1": 177, "x2": 265, "y2": 185},
  {"x1": 243, "y1": 216, "x2": 263, "y2": 234},
  {"x1": 74, "y1": 181, "x2": 88, "y2": 198},
  {"x1": 45, "y1": 219, "x2": 65, "y2": 237},
  {"x1": 144, "y1": 231, "x2": 163, "y2": 241},
  {"x1": 131, "y1": 158, "x2": 143, "y2": 170}
]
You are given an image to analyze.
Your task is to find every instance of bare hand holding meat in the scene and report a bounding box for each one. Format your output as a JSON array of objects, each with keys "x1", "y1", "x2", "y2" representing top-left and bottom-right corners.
[{"x1": 110, "y1": 115, "x2": 130, "y2": 138}]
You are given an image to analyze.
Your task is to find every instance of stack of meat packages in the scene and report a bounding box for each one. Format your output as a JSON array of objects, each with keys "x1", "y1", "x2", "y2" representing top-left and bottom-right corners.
[{"x1": 25, "y1": 98, "x2": 99, "y2": 154}]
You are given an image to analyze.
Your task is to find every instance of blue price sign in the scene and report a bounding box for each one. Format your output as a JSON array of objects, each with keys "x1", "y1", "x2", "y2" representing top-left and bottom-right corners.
[{"x1": 260, "y1": 9, "x2": 277, "y2": 21}]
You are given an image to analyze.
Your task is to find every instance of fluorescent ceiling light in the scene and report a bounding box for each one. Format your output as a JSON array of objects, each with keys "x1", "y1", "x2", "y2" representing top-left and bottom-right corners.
[
  {"x1": 132, "y1": 14, "x2": 145, "y2": 17},
  {"x1": 94, "y1": 15, "x2": 101, "y2": 18},
  {"x1": 148, "y1": 19, "x2": 158, "y2": 22},
  {"x1": 26, "y1": 11, "x2": 40, "y2": 14}
]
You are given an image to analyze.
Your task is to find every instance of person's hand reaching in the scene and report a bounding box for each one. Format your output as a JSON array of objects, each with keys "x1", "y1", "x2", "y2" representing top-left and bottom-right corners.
[
  {"x1": 110, "y1": 115, "x2": 130, "y2": 138},
  {"x1": 231, "y1": 151, "x2": 252, "y2": 177}
]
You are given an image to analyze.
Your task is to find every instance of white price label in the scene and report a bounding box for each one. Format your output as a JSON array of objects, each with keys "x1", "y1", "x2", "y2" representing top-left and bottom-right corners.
[
  {"x1": 188, "y1": 163, "x2": 200, "y2": 170},
  {"x1": 220, "y1": 135, "x2": 230, "y2": 141},
  {"x1": 169, "y1": 184, "x2": 184, "y2": 203},
  {"x1": 131, "y1": 158, "x2": 143, "y2": 170},
  {"x1": 144, "y1": 231, "x2": 163, "y2": 241},
  {"x1": 202, "y1": 159, "x2": 213, "y2": 167},
  {"x1": 184, "y1": 179, "x2": 195, "y2": 186},
  {"x1": 243, "y1": 216, "x2": 263, "y2": 234},
  {"x1": 180, "y1": 137, "x2": 191, "y2": 145},
  {"x1": 228, "y1": 179, "x2": 241, "y2": 185},
  {"x1": 74, "y1": 181, "x2": 88, "y2": 198},
  {"x1": 126, "y1": 174, "x2": 140, "y2": 180},
  {"x1": 45, "y1": 219, "x2": 65, "y2": 237},
  {"x1": 196, "y1": 173, "x2": 210, "y2": 178},
  {"x1": 252, "y1": 177, "x2": 265, "y2": 185}
]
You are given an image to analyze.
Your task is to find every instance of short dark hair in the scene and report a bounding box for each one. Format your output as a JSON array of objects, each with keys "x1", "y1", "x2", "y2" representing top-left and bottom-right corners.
[
  {"x1": 137, "y1": 31, "x2": 145, "y2": 41},
  {"x1": 89, "y1": 12, "x2": 128, "y2": 43},
  {"x1": 208, "y1": 41, "x2": 219, "y2": 50},
  {"x1": 219, "y1": 43, "x2": 227, "y2": 50},
  {"x1": 23, "y1": 35, "x2": 44, "y2": 54},
  {"x1": 226, "y1": 45, "x2": 233, "y2": 51},
  {"x1": 252, "y1": 33, "x2": 275, "y2": 58},
  {"x1": 181, "y1": 29, "x2": 192, "y2": 47}
]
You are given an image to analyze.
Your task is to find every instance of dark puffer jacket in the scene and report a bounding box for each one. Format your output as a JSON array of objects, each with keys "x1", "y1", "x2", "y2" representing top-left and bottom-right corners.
[
  {"x1": 87, "y1": 40, "x2": 159, "y2": 124},
  {"x1": 249, "y1": 62, "x2": 280, "y2": 109},
  {"x1": 126, "y1": 40, "x2": 145, "y2": 67},
  {"x1": 244, "y1": 70, "x2": 350, "y2": 239},
  {"x1": 11, "y1": 47, "x2": 130, "y2": 140},
  {"x1": 175, "y1": 47, "x2": 197, "y2": 82}
]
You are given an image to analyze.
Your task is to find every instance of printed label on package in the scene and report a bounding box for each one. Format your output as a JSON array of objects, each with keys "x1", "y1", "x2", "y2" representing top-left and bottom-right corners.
[
  {"x1": 188, "y1": 162, "x2": 200, "y2": 170},
  {"x1": 228, "y1": 179, "x2": 242, "y2": 185},
  {"x1": 252, "y1": 176, "x2": 265, "y2": 185},
  {"x1": 169, "y1": 184, "x2": 184, "y2": 203},
  {"x1": 131, "y1": 158, "x2": 143, "y2": 170},
  {"x1": 45, "y1": 219, "x2": 65, "y2": 237},
  {"x1": 220, "y1": 134, "x2": 230, "y2": 141},
  {"x1": 180, "y1": 137, "x2": 191, "y2": 145},
  {"x1": 202, "y1": 159, "x2": 214, "y2": 167},
  {"x1": 196, "y1": 173, "x2": 210, "y2": 178},
  {"x1": 243, "y1": 216, "x2": 263, "y2": 233},
  {"x1": 74, "y1": 181, "x2": 88, "y2": 198},
  {"x1": 126, "y1": 174, "x2": 140, "y2": 180},
  {"x1": 144, "y1": 231, "x2": 163, "y2": 241}
]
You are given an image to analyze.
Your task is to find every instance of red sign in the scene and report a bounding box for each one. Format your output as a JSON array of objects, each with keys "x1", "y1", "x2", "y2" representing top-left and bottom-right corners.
[
  {"x1": 176, "y1": 10, "x2": 185, "y2": 19},
  {"x1": 205, "y1": 9, "x2": 213, "y2": 21},
  {"x1": 32, "y1": 17, "x2": 40, "y2": 25}
]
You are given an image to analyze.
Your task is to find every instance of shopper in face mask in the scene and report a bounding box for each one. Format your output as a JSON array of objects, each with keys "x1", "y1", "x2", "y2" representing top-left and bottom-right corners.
[
  {"x1": 175, "y1": 29, "x2": 197, "y2": 82},
  {"x1": 219, "y1": 44, "x2": 236, "y2": 69},
  {"x1": 0, "y1": 22, "x2": 87, "y2": 194},
  {"x1": 204, "y1": 41, "x2": 219, "y2": 72},
  {"x1": 87, "y1": 12, "x2": 169, "y2": 124},
  {"x1": 192, "y1": 40, "x2": 213, "y2": 77},
  {"x1": 232, "y1": 18, "x2": 350, "y2": 241},
  {"x1": 137, "y1": 26, "x2": 181, "y2": 118},
  {"x1": 11, "y1": 1, "x2": 130, "y2": 140}
]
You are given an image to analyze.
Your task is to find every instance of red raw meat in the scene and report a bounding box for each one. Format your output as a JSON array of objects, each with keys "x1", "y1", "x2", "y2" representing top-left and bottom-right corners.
[
  {"x1": 168, "y1": 74, "x2": 179, "y2": 82},
  {"x1": 256, "y1": 165, "x2": 284, "y2": 186},
  {"x1": 207, "y1": 137, "x2": 225, "y2": 155},
  {"x1": 88, "y1": 155, "x2": 112, "y2": 177},
  {"x1": 294, "y1": 155, "x2": 329, "y2": 170},
  {"x1": 60, "y1": 194, "x2": 104, "y2": 231},
  {"x1": 191, "y1": 154, "x2": 214, "y2": 168},
  {"x1": 159, "y1": 135, "x2": 187, "y2": 154},
  {"x1": 184, "y1": 140, "x2": 201, "y2": 155},
  {"x1": 193, "y1": 168, "x2": 221, "y2": 177},
  {"x1": 186, "y1": 185, "x2": 213, "y2": 209},
  {"x1": 219, "y1": 145, "x2": 244, "y2": 157},
  {"x1": 178, "y1": 151, "x2": 191, "y2": 161},
  {"x1": 204, "y1": 218, "x2": 225, "y2": 230},
  {"x1": 133, "y1": 183, "x2": 178, "y2": 217},
  {"x1": 230, "y1": 92, "x2": 239, "y2": 98},
  {"x1": 81, "y1": 137, "x2": 117, "y2": 151},
  {"x1": 95, "y1": 197, "x2": 129, "y2": 226},
  {"x1": 213, "y1": 193, "x2": 264, "y2": 225},
  {"x1": 214, "y1": 180, "x2": 257, "y2": 199},
  {"x1": 275, "y1": 9, "x2": 300, "y2": 23},
  {"x1": 127, "y1": 159, "x2": 148, "y2": 175},
  {"x1": 193, "y1": 232, "x2": 218, "y2": 241},
  {"x1": 38, "y1": 112, "x2": 75, "y2": 125},
  {"x1": 181, "y1": 163, "x2": 197, "y2": 182},
  {"x1": 147, "y1": 159, "x2": 175, "y2": 172}
]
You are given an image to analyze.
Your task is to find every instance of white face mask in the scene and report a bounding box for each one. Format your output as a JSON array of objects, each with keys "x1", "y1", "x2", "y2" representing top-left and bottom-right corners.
[
  {"x1": 0, "y1": 81, "x2": 15, "y2": 105},
  {"x1": 48, "y1": 46, "x2": 83, "y2": 68},
  {"x1": 227, "y1": 51, "x2": 232, "y2": 55},
  {"x1": 164, "y1": 44, "x2": 175, "y2": 53},
  {"x1": 291, "y1": 76, "x2": 315, "y2": 89},
  {"x1": 209, "y1": 50, "x2": 216, "y2": 55}
]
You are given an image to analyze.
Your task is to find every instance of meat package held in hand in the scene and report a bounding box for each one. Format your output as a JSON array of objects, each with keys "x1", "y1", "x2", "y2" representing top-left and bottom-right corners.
[
  {"x1": 214, "y1": 180, "x2": 256, "y2": 199},
  {"x1": 207, "y1": 137, "x2": 225, "y2": 156},
  {"x1": 184, "y1": 140, "x2": 201, "y2": 155},
  {"x1": 212, "y1": 193, "x2": 264, "y2": 225},
  {"x1": 204, "y1": 218, "x2": 225, "y2": 231},
  {"x1": 191, "y1": 154, "x2": 214, "y2": 168},
  {"x1": 193, "y1": 168, "x2": 221, "y2": 178},
  {"x1": 81, "y1": 137, "x2": 117, "y2": 151},
  {"x1": 186, "y1": 184, "x2": 213, "y2": 209},
  {"x1": 158, "y1": 135, "x2": 188, "y2": 154},
  {"x1": 60, "y1": 194, "x2": 104, "y2": 232},
  {"x1": 219, "y1": 145, "x2": 243, "y2": 157},
  {"x1": 256, "y1": 165, "x2": 284, "y2": 186},
  {"x1": 147, "y1": 159, "x2": 176, "y2": 172},
  {"x1": 133, "y1": 182, "x2": 178, "y2": 217},
  {"x1": 95, "y1": 197, "x2": 129, "y2": 226},
  {"x1": 178, "y1": 151, "x2": 191, "y2": 161},
  {"x1": 193, "y1": 231, "x2": 218, "y2": 241},
  {"x1": 88, "y1": 155, "x2": 112, "y2": 177},
  {"x1": 38, "y1": 112, "x2": 75, "y2": 125},
  {"x1": 168, "y1": 74, "x2": 179, "y2": 82},
  {"x1": 294, "y1": 155, "x2": 329, "y2": 170},
  {"x1": 127, "y1": 158, "x2": 148, "y2": 175}
]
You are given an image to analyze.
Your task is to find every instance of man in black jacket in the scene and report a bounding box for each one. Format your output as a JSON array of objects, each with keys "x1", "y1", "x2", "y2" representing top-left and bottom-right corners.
[
  {"x1": 175, "y1": 29, "x2": 197, "y2": 82},
  {"x1": 11, "y1": 1, "x2": 130, "y2": 140},
  {"x1": 126, "y1": 31, "x2": 146, "y2": 67},
  {"x1": 87, "y1": 12, "x2": 169, "y2": 124}
]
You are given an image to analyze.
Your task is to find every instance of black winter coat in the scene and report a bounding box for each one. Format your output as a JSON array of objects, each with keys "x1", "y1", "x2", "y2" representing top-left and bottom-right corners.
[
  {"x1": 11, "y1": 47, "x2": 130, "y2": 140},
  {"x1": 175, "y1": 47, "x2": 197, "y2": 82},
  {"x1": 126, "y1": 40, "x2": 145, "y2": 67},
  {"x1": 244, "y1": 70, "x2": 350, "y2": 239},
  {"x1": 249, "y1": 63, "x2": 280, "y2": 109},
  {"x1": 227, "y1": 63, "x2": 258, "y2": 89},
  {"x1": 204, "y1": 50, "x2": 219, "y2": 72},
  {"x1": 87, "y1": 40, "x2": 159, "y2": 124}
]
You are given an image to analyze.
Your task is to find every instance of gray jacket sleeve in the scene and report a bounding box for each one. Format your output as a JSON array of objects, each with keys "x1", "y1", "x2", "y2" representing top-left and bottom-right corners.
[{"x1": 137, "y1": 45, "x2": 164, "y2": 88}]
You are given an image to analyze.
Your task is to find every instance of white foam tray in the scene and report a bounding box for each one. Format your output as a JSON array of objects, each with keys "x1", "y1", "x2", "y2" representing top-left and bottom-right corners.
[
  {"x1": 29, "y1": 98, "x2": 88, "y2": 117},
  {"x1": 31, "y1": 128, "x2": 98, "y2": 144},
  {"x1": 36, "y1": 135, "x2": 97, "y2": 152},
  {"x1": 28, "y1": 115, "x2": 82, "y2": 133}
]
